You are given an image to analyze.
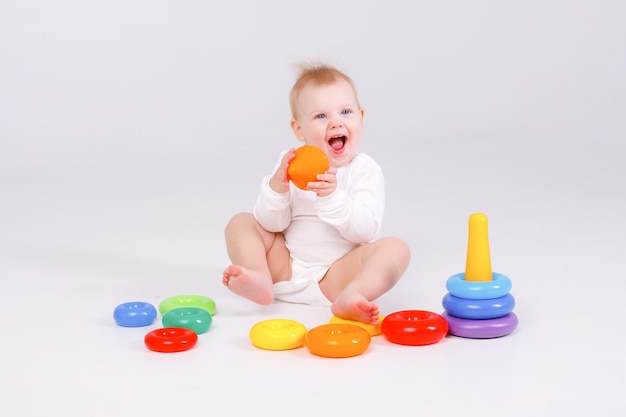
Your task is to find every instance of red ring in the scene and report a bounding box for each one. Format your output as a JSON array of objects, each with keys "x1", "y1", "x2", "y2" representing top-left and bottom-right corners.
[
  {"x1": 144, "y1": 327, "x2": 198, "y2": 353},
  {"x1": 381, "y1": 310, "x2": 448, "y2": 346}
]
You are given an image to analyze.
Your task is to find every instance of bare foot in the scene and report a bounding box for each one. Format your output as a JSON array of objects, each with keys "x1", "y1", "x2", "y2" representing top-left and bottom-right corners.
[
  {"x1": 222, "y1": 265, "x2": 274, "y2": 305},
  {"x1": 331, "y1": 293, "x2": 380, "y2": 325}
]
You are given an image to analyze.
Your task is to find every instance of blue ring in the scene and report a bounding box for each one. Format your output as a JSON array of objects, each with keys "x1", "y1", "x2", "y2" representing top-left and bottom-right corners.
[
  {"x1": 443, "y1": 312, "x2": 518, "y2": 339},
  {"x1": 442, "y1": 293, "x2": 515, "y2": 320},
  {"x1": 113, "y1": 302, "x2": 157, "y2": 327},
  {"x1": 446, "y1": 272, "x2": 512, "y2": 300}
]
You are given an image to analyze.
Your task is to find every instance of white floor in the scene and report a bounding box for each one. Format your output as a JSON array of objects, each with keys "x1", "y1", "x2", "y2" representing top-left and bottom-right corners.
[{"x1": 2, "y1": 1, "x2": 626, "y2": 416}]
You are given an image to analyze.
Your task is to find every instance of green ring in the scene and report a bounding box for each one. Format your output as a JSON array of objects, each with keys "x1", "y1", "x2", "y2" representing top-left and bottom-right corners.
[
  {"x1": 159, "y1": 295, "x2": 216, "y2": 316},
  {"x1": 162, "y1": 307, "x2": 213, "y2": 334}
]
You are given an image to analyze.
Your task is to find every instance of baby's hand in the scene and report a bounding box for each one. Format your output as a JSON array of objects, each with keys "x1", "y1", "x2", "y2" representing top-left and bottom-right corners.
[
  {"x1": 306, "y1": 166, "x2": 337, "y2": 197},
  {"x1": 269, "y1": 149, "x2": 296, "y2": 194}
]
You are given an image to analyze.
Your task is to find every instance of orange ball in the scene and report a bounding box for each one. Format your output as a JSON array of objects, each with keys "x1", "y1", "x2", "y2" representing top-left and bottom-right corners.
[{"x1": 287, "y1": 145, "x2": 330, "y2": 190}]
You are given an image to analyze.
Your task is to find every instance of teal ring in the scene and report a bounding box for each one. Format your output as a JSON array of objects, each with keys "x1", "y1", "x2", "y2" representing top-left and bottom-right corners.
[{"x1": 162, "y1": 307, "x2": 212, "y2": 334}]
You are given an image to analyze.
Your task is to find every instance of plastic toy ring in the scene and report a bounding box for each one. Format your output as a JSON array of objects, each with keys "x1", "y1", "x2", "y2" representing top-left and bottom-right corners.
[
  {"x1": 113, "y1": 301, "x2": 157, "y2": 327},
  {"x1": 443, "y1": 312, "x2": 518, "y2": 339},
  {"x1": 144, "y1": 327, "x2": 198, "y2": 353},
  {"x1": 162, "y1": 307, "x2": 213, "y2": 334},
  {"x1": 329, "y1": 315, "x2": 383, "y2": 336},
  {"x1": 446, "y1": 272, "x2": 512, "y2": 300},
  {"x1": 442, "y1": 293, "x2": 515, "y2": 320},
  {"x1": 249, "y1": 319, "x2": 308, "y2": 351},
  {"x1": 305, "y1": 324, "x2": 371, "y2": 358},
  {"x1": 381, "y1": 310, "x2": 448, "y2": 346},
  {"x1": 159, "y1": 295, "x2": 216, "y2": 316}
]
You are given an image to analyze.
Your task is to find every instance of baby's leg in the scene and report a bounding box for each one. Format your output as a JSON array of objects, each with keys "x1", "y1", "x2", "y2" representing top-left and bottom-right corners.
[
  {"x1": 222, "y1": 265, "x2": 274, "y2": 305},
  {"x1": 331, "y1": 293, "x2": 381, "y2": 325},
  {"x1": 223, "y1": 212, "x2": 291, "y2": 305},
  {"x1": 322, "y1": 237, "x2": 410, "y2": 324}
]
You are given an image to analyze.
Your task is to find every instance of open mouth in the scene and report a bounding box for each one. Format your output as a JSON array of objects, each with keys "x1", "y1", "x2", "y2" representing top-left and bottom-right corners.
[{"x1": 328, "y1": 135, "x2": 346, "y2": 151}]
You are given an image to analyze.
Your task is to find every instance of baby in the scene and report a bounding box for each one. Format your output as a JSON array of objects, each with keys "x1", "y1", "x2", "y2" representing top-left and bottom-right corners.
[{"x1": 222, "y1": 63, "x2": 410, "y2": 324}]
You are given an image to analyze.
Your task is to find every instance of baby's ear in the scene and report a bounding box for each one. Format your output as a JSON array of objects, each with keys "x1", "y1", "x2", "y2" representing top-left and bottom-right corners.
[{"x1": 290, "y1": 119, "x2": 307, "y2": 142}]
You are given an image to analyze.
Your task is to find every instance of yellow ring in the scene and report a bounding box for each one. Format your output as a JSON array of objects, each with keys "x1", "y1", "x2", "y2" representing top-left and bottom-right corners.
[
  {"x1": 249, "y1": 319, "x2": 307, "y2": 351},
  {"x1": 329, "y1": 315, "x2": 383, "y2": 336}
]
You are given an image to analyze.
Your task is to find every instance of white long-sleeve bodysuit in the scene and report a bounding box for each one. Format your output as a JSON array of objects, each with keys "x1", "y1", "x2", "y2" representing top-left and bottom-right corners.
[{"x1": 253, "y1": 151, "x2": 385, "y2": 306}]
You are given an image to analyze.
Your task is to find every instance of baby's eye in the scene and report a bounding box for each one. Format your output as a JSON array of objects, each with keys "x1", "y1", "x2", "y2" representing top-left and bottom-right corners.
[
  {"x1": 316, "y1": 114, "x2": 326, "y2": 119},
  {"x1": 341, "y1": 109, "x2": 352, "y2": 115}
]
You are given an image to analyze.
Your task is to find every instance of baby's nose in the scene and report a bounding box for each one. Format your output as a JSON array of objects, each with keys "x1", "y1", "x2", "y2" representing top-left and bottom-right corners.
[{"x1": 329, "y1": 117, "x2": 343, "y2": 128}]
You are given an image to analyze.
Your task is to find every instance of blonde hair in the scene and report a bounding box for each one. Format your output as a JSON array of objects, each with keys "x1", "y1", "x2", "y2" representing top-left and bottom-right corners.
[{"x1": 289, "y1": 62, "x2": 360, "y2": 119}]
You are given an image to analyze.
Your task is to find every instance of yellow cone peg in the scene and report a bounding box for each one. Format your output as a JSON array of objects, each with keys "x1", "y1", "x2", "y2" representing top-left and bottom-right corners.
[{"x1": 465, "y1": 213, "x2": 493, "y2": 282}]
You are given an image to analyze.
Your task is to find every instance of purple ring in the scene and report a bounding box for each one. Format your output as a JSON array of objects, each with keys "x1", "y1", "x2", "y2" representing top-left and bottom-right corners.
[{"x1": 442, "y1": 312, "x2": 518, "y2": 339}]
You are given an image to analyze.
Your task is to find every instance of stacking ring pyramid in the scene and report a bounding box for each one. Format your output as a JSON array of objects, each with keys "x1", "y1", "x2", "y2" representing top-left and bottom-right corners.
[{"x1": 441, "y1": 213, "x2": 519, "y2": 338}]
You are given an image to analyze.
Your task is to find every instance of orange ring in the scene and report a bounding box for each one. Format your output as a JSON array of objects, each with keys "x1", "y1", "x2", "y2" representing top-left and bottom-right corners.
[
  {"x1": 305, "y1": 323, "x2": 371, "y2": 358},
  {"x1": 329, "y1": 315, "x2": 383, "y2": 336}
]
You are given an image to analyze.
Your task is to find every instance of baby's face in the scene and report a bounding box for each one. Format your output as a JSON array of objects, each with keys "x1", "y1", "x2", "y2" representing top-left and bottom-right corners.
[{"x1": 291, "y1": 79, "x2": 364, "y2": 167}]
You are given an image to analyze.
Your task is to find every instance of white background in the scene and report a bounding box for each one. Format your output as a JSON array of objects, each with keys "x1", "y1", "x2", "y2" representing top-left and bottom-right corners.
[{"x1": 1, "y1": 1, "x2": 625, "y2": 416}]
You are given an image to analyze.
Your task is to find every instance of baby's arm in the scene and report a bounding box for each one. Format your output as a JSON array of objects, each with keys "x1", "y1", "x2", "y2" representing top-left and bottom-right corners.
[
  {"x1": 305, "y1": 166, "x2": 337, "y2": 197},
  {"x1": 253, "y1": 150, "x2": 296, "y2": 232},
  {"x1": 269, "y1": 149, "x2": 296, "y2": 194},
  {"x1": 315, "y1": 155, "x2": 385, "y2": 243}
]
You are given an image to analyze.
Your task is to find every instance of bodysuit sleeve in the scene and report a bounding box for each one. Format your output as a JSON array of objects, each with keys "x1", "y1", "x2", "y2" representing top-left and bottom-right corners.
[
  {"x1": 253, "y1": 153, "x2": 292, "y2": 232},
  {"x1": 314, "y1": 154, "x2": 385, "y2": 244}
]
